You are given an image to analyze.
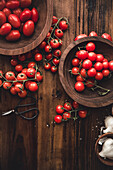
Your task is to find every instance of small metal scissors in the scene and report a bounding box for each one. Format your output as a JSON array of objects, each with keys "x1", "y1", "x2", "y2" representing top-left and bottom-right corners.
[{"x1": 2, "y1": 96, "x2": 39, "y2": 120}]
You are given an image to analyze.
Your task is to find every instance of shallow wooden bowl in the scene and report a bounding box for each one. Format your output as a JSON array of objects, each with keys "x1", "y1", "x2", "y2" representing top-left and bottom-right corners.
[
  {"x1": 0, "y1": 0, "x2": 53, "y2": 56},
  {"x1": 59, "y1": 36, "x2": 113, "y2": 108},
  {"x1": 95, "y1": 133, "x2": 113, "y2": 166}
]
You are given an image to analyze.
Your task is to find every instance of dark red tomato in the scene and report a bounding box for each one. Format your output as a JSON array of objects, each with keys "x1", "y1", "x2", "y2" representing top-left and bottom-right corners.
[
  {"x1": 20, "y1": 8, "x2": 31, "y2": 22},
  {"x1": 35, "y1": 53, "x2": 43, "y2": 61},
  {"x1": 0, "y1": 11, "x2": 6, "y2": 26},
  {"x1": 15, "y1": 83, "x2": 24, "y2": 92},
  {"x1": 19, "y1": 22, "x2": 24, "y2": 33},
  {"x1": 10, "y1": 86, "x2": 17, "y2": 95},
  {"x1": 86, "y1": 42, "x2": 95, "y2": 52},
  {"x1": 26, "y1": 52, "x2": 32, "y2": 59},
  {"x1": 3, "y1": 8, "x2": 11, "y2": 17},
  {"x1": 28, "y1": 62, "x2": 36, "y2": 68},
  {"x1": 0, "y1": 23, "x2": 12, "y2": 36},
  {"x1": 45, "y1": 45, "x2": 52, "y2": 53},
  {"x1": 89, "y1": 31, "x2": 98, "y2": 36},
  {"x1": 88, "y1": 52, "x2": 96, "y2": 61},
  {"x1": 75, "y1": 51, "x2": 79, "y2": 57},
  {"x1": 21, "y1": 68, "x2": 27, "y2": 75},
  {"x1": 76, "y1": 75, "x2": 84, "y2": 82},
  {"x1": 86, "y1": 79, "x2": 94, "y2": 88},
  {"x1": 51, "y1": 66, "x2": 57, "y2": 73},
  {"x1": 101, "y1": 33, "x2": 112, "y2": 41},
  {"x1": 3, "y1": 82, "x2": 12, "y2": 90},
  {"x1": 54, "y1": 49, "x2": 61, "y2": 58},
  {"x1": 72, "y1": 58, "x2": 80, "y2": 66},
  {"x1": 54, "y1": 115, "x2": 62, "y2": 124},
  {"x1": 15, "y1": 64, "x2": 23, "y2": 72},
  {"x1": 102, "y1": 69, "x2": 110, "y2": 77},
  {"x1": 18, "y1": 54, "x2": 26, "y2": 61},
  {"x1": 13, "y1": 8, "x2": 22, "y2": 18},
  {"x1": 0, "y1": 0, "x2": 5, "y2": 10},
  {"x1": 52, "y1": 58, "x2": 59, "y2": 65},
  {"x1": 35, "y1": 72, "x2": 43, "y2": 82},
  {"x1": 87, "y1": 68, "x2": 97, "y2": 77},
  {"x1": 82, "y1": 59, "x2": 92, "y2": 69},
  {"x1": 46, "y1": 53, "x2": 52, "y2": 60},
  {"x1": 8, "y1": 14, "x2": 20, "y2": 28},
  {"x1": 17, "y1": 73, "x2": 27, "y2": 81},
  {"x1": 74, "y1": 34, "x2": 87, "y2": 41},
  {"x1": 6, "y1": 30, "x2": 20, "y2": 41},
  {"x1": 95, "y1": 72, "x2": 103, "y2": 81},
  {"x1": 23, "y1": 20, "x2": 34, "y2": 36},
  {"x1": 56, "y1": 105, "x2": 64, "y2": 114},
  {"x1": 52, "y1": 16, "x2": 58, "y2": 25},
  {"x1": 0, "y1": 80, "x2": 2, "y2": 86},
  {"x1": 0, "y1": 70, "x2": 3, "y2": 78},
  {"x1": 28, "y1": 82, "x2": 38, "y2": 92},
  {"x1": 18, "y1": 89, "x2": 27, "y2": 98},
  {"x1": 50, "y1": 39, "x2": 59, "y2": 49},
  {"x1": 64, "y1": 102, "x2": 72, "y2": 111},
  {"x1": 31, "y1": 8, "x2": 38, "y2": 23},
  {"x1": 71, "y1": 67, "x2": 79, "y2": 75},
  {"x1": 75, "y1": 81, "x2": 85, "y2": 92},
  {"x1": 39, "y1": 41, "x2": 46, "y2": 49},
  {"x1": 49, "y1": 26, "x2": 53, "y2": 33},
  {"x1": 103, "y1": 61, "x2": 109, "y2": 69},
  {"x1": 72, "y1": 101, "x2": 79, "y2": 109},
  {"x1": 58, "y1": 39, "x2": 63, "y2": 46},
  {"x1": 5, "y1": 71, "x2": 15, "y2": 80},
  {"x1": 109, "y1": 60, "x2": 113, "y2": 71},
  {"x1": 55, "y1": 28, "x2": 63, "y2": 38},
  {"x1": 6, "y1": 1, "x2": 20, "y2": 10},
  {"x1": 63, "y1": 112, "x2": 71, "y2": 120},
  {"x1": 78, "y1": 110, "x2": 87, "y2": 118},
  {"x1": 45, "y1": 32, "x2": 51, "y2": 41},
  {"x1": 26, "y1": 68, "x2": 36, "y2": 78},
  {"x1": 44, "y1": 63, "x2": 51, "y2": 70},
  {"x1": 96, "y1": 54, "x2": 104, "y2": 62},
  {"x1": 103, "y1": 58, "x2": 108, "y2": 62},
  {"x1": 77, "y1": 50, "x2": 88, "y2": 60},
  {"x1": 80, "y1": 68, "x2": 87, "y2": 78},
  {"x1": 94, "y1": 62, "x2": 103, "y2": 71},
  {"x1": 20, "y1": 0, "x2": 32, "y2": 8},
  {"x1": 59, "y1": 20, "x2": 68, "y2": 30},
  {"x1": 25, "y1": 80, "x2": 32, "y2": 89}
]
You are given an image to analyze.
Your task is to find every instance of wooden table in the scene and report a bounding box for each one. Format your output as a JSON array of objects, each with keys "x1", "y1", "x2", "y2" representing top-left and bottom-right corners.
[{"x1": 0, "y1": 0, "x2": 113, "y2": 170}]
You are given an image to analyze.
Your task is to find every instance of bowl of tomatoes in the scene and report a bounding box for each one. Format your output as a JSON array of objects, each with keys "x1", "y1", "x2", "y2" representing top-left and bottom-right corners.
[
  {"x1": 0, "y1": 0, "x2": 53, "y2": 56},
  {"x1": 59, "y1": 36, "x2": 113, "y2": 108}
]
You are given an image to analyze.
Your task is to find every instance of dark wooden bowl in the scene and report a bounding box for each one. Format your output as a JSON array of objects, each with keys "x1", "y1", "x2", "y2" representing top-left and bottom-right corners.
[
  {"x1": 0, "y1": 0, "x2": 53, "y2": 56},
  {"x1": 95, "y1": 133, "x2": 113, "y2": 166},
  {"x1": 59, "y1": 36, "x2": 113, "y2": 108}
]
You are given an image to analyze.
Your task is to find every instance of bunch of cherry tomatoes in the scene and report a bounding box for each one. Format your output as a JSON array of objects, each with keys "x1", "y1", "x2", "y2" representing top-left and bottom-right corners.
[
  {"x1": 54, "y1": 101, "x2": 87, "y2": 124},
  {"x1": 0, "y1": 0, "x2": 38, "y2": 41}
]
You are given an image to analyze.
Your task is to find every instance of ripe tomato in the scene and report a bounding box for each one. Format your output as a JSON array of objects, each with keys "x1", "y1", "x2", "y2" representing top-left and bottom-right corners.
[
  {"x1": 31, "y1": 8, "x2": 38, "y2": 23},
  {"x1": 26, "y1": 52, "x2": 32, "y2": 59},
  {"x1": 78, "y1": 110, "x2": 87, "y2": 118},
  {"x1": 71, "y1": 67, "x2": 79, "y2": 75},
  {"x1": 28, "y1": 62, "x2": 36, "y2": 68},
  {"x1": 0, "y1": 11, "x2": 6, "y2": 26},
  {"x1": 78, "y1": 50, "x2": 88, "y2": 60},
  {"x1": 25, "y1": 80, "x2": 32, "y2": 89},
  {"x1": 102, "y1": 69, "x2": 110, "y2": 77},
  {"x1": 21, "y1": 68, "x2": 27, "y2": 75},
  {"x1": 3, "y1": 8, "x2": 11, "y2": 17},
  {"x1": 44, "y1": 63, "x2": 51, "y2": 70},
  {"x1": 51, "y1": 66, "x2": 57, "y2": 73},
  {"x1": 82, "y1": 59, "x2": 92, "y2": 69},
  {"x1": 55, "y1": 28, "x2": 63, "y2": 38},
  {"x1": 5, "y1": 71, "x2": 15, "y2": 80},
  {"x1": 6, "y1": 30, "x2": 20, "y2": 41},
  {"x1": 15, "y1": 83, "x2": 24, "y2": 92},
  {"x1": 75, "y1": 81, "x2": 85, "y2": 92},
  {"x1": 35, "y1": 72, "x2": 43, "y2": 82},
  {"x1": 35, "y1": 53, "x2": 43, "y2": 61},
  {"x1": 86, "y1": 42, "x2": 95, "y2": 52},
  {"x1": 72, "y1": 58, "x2": 79, "y2": 66},
  {"x1": 58, "y1": 39, "x2": 62, "y2": 46},
  {"x1": 94, "y1": 62, "x2": 103, "y2": 71},
  {"x1": 39, "y1": 41, "x2": 46, "y2": 49},
  {"x1": 52, "y1": 58, "x2": 59, "y2": 65},
  {"x1": 13, "y1": 8, "x2": 22, "y2": 18},
  {"x1": 0, "y1": 23, "x2": 12, "y2": 36},
  {"x1": 46, "y1": 53, "x2": 52, "y2": 60},
  {"x1": 0, "y1": 70, "x2": 3, "y2": 78},
  {"x1": 59, "y1": 20, "x2": 68, "y2": 30},
  {"x1": 64, "y1": 102, "x2": 72, "y2": 111},
  {"x1": 56, "y1": 105, "x2": 64, "y2": 114},
  {"x1": 101, "y1": 33, "x2": 112, "y2": 41},
  {"x1": 87, "y1": 68, "x2": 96, "y2": 77},
  {"x1": 45, "y1": 32, "x2": 51, "y2": 41},
  {"x1": 103, "y1": 61, "x2": 109, "y2": 69},
  {"x1": 49, "y1": 26, "x2": 53, "y2": 33},
  {"x1": 63, "y1": 112, "x2": 71, "y2": 120},
  {"x1": 15, "y1": 64, "x2": 23, "y2": 72},
  {"x1": 109, "y1": 60, "x2": 113, "y2": 71},
  {"x1": 8, "y1": 14, "x2": 20, "y2": 28},
  {"x1": 76, "y1": 75, "x2": 84, "y2": 82},
  {"x1": 80, "y1": 68, "x2": 87, "y2": 78},
  {"x1": 10, "y1": 86, "x2": 17, "y2": 95},
  {"x1": 50, "y1": 39, "x2": 59, "y2": 49},
  {"x1": 103, "y1": 58, "x2": 108, "y2": 62},
  {"x1": 96, "y1": 54, "x2": 104, "y2": 62},
  {"x1": 3, "y1": 82, "x2": 12, "y2": 90},
  {"x1": 74, "y1": 34, "x2": 87, "y2": 41},
  {"x1": 23, "y1": 20, "x2": 34, "y2": 36},
  {"x1": 0, "y1": 0, "x2": 5, "y2": 10},
  {"x1": 18, "y1": 89, "x2": 27, "y2": 98},
  {"x1": 52, "y1": 16, "x2": 58, "y2": 25},
  {"x1": 20, "y1": 9, "x2": 31, "y2": 22},
  {"x1": 54, "y1": 49, "x2": 61, "y2": 58},
  {"x1": 6, "y1": 1, "x2": 20, "y2": 10},
  {"x1": 89, "y1": 31, "x2": 98, "y2": 36},
  {"x1": 86, "y1": 79, "x2": 94, "y2": 88},
  {"x1": 17, "y1": 73, "x2": 27, "y2": 81},
  {"x1": 95, "y1": 72, "x2": 103, "y2": 81},
  {"x1": 45, "y1": 45, "x2": 52, "y2": 53},
  {"x1": 20, "y1": 0, "x2": 32, "y2": 8},
  {"x1": 26, "y1": 68, "x2": 36, "y2": 78},
  {"x1": 72, "y1": 101, "x2": 79, "y2": 109},
  {"x1": 28, "y1": 82, "x2": 38, "y2": 92},
  {"x1": 0, "y1": 80, "x2": 2, "y2": 86},
  {"x1": 18, "y1": 54, "x2": 26, "y2": 61},
  {"x1": 54, "y1": 115, "x2": 62, "y2": 123},
  {"x1": 88, "y1": 52, "x2": 96, "y2": 61}
]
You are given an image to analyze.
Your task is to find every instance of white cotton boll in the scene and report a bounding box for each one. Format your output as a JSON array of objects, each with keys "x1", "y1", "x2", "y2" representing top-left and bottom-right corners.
[{"x1": 103, "y1": 116, "x2": 113, "y2": 133}]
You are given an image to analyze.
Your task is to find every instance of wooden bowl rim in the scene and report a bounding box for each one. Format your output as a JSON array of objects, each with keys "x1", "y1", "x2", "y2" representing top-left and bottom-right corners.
[
  {"x1": 95, "y1": 133, "x2": 113, "y2": 166},
  {"x1": 59, "y1": 36, "x2": 113, "y2": 108},
  {"x1": 0, "y1": 0, "x2": 53, "y2": 56}
]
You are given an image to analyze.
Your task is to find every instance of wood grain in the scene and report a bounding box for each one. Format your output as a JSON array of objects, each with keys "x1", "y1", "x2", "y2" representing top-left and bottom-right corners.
[{"x1": 0, "y1": 0, "x2": 113, "y2": 170}]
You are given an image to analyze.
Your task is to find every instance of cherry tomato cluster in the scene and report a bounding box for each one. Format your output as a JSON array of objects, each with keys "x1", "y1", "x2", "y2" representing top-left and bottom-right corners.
[
  {"x1": 0, "y1": 0, "x2": 38, "y2": 41},
  {"x1": 70, "y1": 42, "x2": 113, "y2": 95},
  {"x1": 54, "y1": 100, "x2": 87, "y2": 124},
  {"x1": 38, "y1": 16, "x2": 69, "y2": 73}
]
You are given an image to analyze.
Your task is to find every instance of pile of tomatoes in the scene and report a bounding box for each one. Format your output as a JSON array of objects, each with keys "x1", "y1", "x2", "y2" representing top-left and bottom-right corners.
[
  {"x1": 70, "y1": 42, "x2": 113, "y2": 93},
  {"x1": 54, "y1": 101, "x2": 87, "y2": 124},
  {"x1": 0, "y1": 0, "x2": 38, "y2": 41}
]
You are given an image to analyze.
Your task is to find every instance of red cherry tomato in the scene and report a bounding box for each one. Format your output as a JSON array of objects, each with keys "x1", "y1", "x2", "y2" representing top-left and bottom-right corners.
[
  {"x1": 10, "y1": 86, "x2": 17, "y2": 95},
  {"x1": 89, "y1": 31, "x2": 98, "y2": 36},
  {"x1": 0, "y1": 0, "x2": 5, "y2": 10},
  {"x1": 6, "y1": 30, "x2": 20, "y2": 41},
  {"x1": 63, "y1": 112, "x2": 71, "y2": 120},
  {"x1": 35, "y1": 72, "x2": 43, "y2": 82},
  {"x1": 18, "y1": 89, "x2": 27, "y2": 98},
  {"x1": 86, "y1": 42, "x2": 95, "y2": 52},
  {"x1": 102, "y1": 69, "x2": 110, "y2": 77},
  {"x1": 77, "y1": 50, "x2": 88, "y2": 60},
  {"x1": 87, "y1": 68, "x2": 97, "y2": 77},
  {"x1": 8, "y1": 14, "x2": 20, "y2": 28},
  {"x1": 13, "y1": 8, "x2": 22, "y2": 18},
  {"x1": 45, "y1": 45, "x2": 52, "y2": 53},
  {"x1": 76, "y1": 75, "x2": 84, "y2": 82},
  {"x1": 44, "y1": 63, "x2": 51, "y2": 70},
  {"x1": 50, "y1": 39, "x2": 59, "y2": 49},
  {"x1": 88, "y1": 52, "x2": 96, "y2": 61},
  {"x1": 95, "y1": 72, "x2": 103, "y2": 81},
  {"x1": 72, "y1": 101, "x2": 79, "y2": 109},
  {"x1": 54, "y1": 115, "x2": 62, "y2": 124},
  {"x1": 80, "y1": 68, "x2": 87, "y2": 78},
  {"x1": 46, "y1": 53, "x2": 52, "y2": 60},
  {"x1": 15, "y1": 64, "x2": 23, "y2": 72},
  {"x1": 52, "y1": 16, "x2": 58, "y2": 25},
  {"x1": 26, "y1": 68, "x2": 36, "y2": 78},
  {"x1": 23, "y1": 20, "x2": 34, "y2": 36},
  {"x1": 6, "y1": 1, "x2": 20, "y2": 10},
  {"x1": 5, "y1": 71, "x2": 15, "y2": 80},
  {"x1": 17, "y1": 73, "x2": 27, "y2": 81},
  {"x1": 26, "y1": 52, "x2": 32, "y2": 59},
  {"x1": 56, "y1": 105, "x2": 64, "y2": 114},
  {"x1": 52, "y1": 58, "x2": 59, "y2": 66},
  {"x1": 58, "y1": 39, "x2": 63, "y2": 46},
  {"x1": 54, "y1": 49, "x2": 61, "y2": 58},
  {"x1": 25, "y1": 80, "x2": 32, "y2": 89},
  {"x1": 0, "y1": 23, "x2": 12, "y2": 36},
  {"x1": 51, "y1": 66, "x2": 57, "y2": 73},
  {"x1": 28, "y1": 62, "x2": 36, "y2": 68},
  {"x1": 31, "y1": 8, "x2": 38, "y2": 23},
  {"x1": 55, "y1": 28, "x2": 63, "y2": 38},
  {"x1": 72, "y1": 58, "x2": 80, "y2": 66},
  {"x1": 20, "y1": 8, "x2": 31, "y2": 22},
  {"x1": 20, "y1": 0, "x2": 32, "y2": 8},
  {"x1": 64, "y1": 102, "x2": 72, "y2": 111},
  {"x1": 59, "y1": 20, "x2": 68, "y2": 30},
  {"x1": 18, "y1": 54, "x2": 26, "y2": 61},
  {"x1": 82, "y1": 59, "x2": 92, "y2": 69},
  {"x1": 74, "y1": 34, "x2": 87, "y2": 41},
  {"x1": 109, "y1": 60, "x2": 113, "y2": 71},
  {"x1": 3, "y1": 82, "x2": 12, "y2": 90},
  {"x1": 15, "y1": 83, "x2": 24, "y2": 92},
  {"x1": 103, "y1": 61, "x2": 109, "y2": 69},
  {"x1": 0, "y1": 70, "x2": 3, "y2": 78},
  {"x1": 35, "y1": 53, "x2": 43, "y2": 61},
  {"x1": 96, "y1": 54, "x2": 104, "y2": 62},
  {"x1": 11, "y1": 58, "x2": 18, "y2": 66},
  {"x1": 45, "y1": 32, "x2": 51, "y2": 41},
  {"x1": 71, "y1": 67, "x2": 79, "y2": 75},
  {"x1": 28, "y1": 82, "x2": 38, "y2": 92},
  {"x1": 3, "y1": 8, "x2": 11, "y2": 17},
  {"x1": 86, "y1": 79, "x2": 94, "y2": 88},
  {"x1": 75, "y1": 81, "x2": 85, "y2": 92},
  {"x1": 49, "y1": 26, "x2": 53, "y2": 33},
  {"x1": 94, "y1": 62, "x2": 103, "y2": 71},
  {"x1": 101, "y1": 33, "x2": 112, "y2": 41},
  {"x1": 0, "y1": 11, "x2": 6, "y2": 26},
  {"x1": 39, "y1": 41, "x2": 46, "y2": 49},
  {"x1": 21, "y1": 68, "x2": 27, "y2": 75},
  {"x1": 0, "y1": 80, "x2": 2, "y2": 86},
  {"x1": 78, "y1": 110, "x2": 87, "y2": 118}
]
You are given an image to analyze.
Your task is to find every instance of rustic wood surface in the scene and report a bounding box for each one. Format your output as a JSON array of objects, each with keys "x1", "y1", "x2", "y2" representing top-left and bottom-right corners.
[{"x1": 0, "y1": 0, "x2": 113, "y2": 170}]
